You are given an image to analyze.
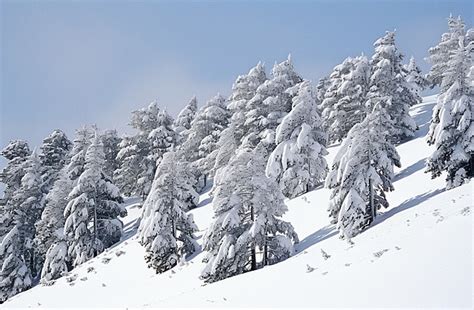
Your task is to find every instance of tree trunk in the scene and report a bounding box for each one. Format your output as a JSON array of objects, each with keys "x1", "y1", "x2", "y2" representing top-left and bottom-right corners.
[
  {"x1": 203, "y1": 174, "x2": 207, "y2": 188},
  {"x1": 250, "y1": 205, "x2": 257, "y2": 271},
  {"x1": 369, "y1": 178, "x2": 375, "y2": 221}
]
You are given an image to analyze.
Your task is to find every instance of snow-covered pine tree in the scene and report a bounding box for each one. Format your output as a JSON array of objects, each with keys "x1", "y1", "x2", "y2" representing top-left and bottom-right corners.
[
  {"x1": 65, "y1": 127, "x2": 93, "y2": 181},
  {"x1": 266, "y1": 80, "x2": 328, "y2": 198},
  {"x1": 148, "y1": 109, "x2": 177, "y2": 167},
  {"x1": 426, "y1": 38, "x2": 474, "y2": 189},
  {"x1": 367, "y1": 31, "x2": 418, "y2": 143},
  {"x1": 34, "y1": 169, "x2": 72, "y2": 273},
  {"x1": 174, "y1": 96, "x2": 198, "y2": 137},
  {"x1": 244, "y1": 55, "x2": 303, "y2": 150},
  {"x1": 404, "y1": 56, "x2": 428, "y2": 100},
  {"x1": 100, "y1": 129, "x2": 121, "y2": 179},
  {"x1": 195, "y1": 94, "x2": 230, "y2": 180},
  {"x1": 138, "y1": 151, "x2": 198, "y2": 273},
  {"x1": 8, "y1": 151, "x2": 44, "y2": 277},
  {"x1": 0, "y1": 140, "x2": 31, "y2": 239},
  {"x1": 40, "y1": 237, "x2": 68, "y2": 284},
  {"x1": 321, "y1": 55, "x2": 370, "y2": 143},
  {"x1": 39, "y1": 129, "x2": 72, "y2": 194},
  {"x1": 64, "y1": 132, "x2": 126, "y2": 267},
  {"x1": 0, "y1": 227, "x2": 31, "y2": 303},
  {"x1": 212, "y1": 125, "x2": 238, "y2": 177},
  {"x1": 115, "y1": 102, "x2": 160, "y2": 198},
  {"x1": 113, "y1": 135, "x2": 140, "y2": 197},
  {"x1": 201, "y1": 145, "x2": 298, "y2": 283},
  {"x1": 227, "y1": 62, "x2": 267, "y2": 145},
  {"x1": 426, "y1": 15, "x2": 467, "y2": 88},
  {"x1": 326, "y1": 103, "x2": 400, "y2": 238}
]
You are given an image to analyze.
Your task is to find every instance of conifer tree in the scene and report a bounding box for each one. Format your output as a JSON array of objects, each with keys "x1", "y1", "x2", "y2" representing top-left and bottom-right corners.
[
  {"x1": 227, "y1": 62, "x2": 267, "y2": 145},
  {"x1": 426, "y1": 15, "x2": 467, "y2": 88},
  {"x1": 426, "y1": 39, "x2": 474, "y2": 188},
  {"x1": 321, "y1": 55, "x2": 370, "y2": 143},
  {"x1": 201, "y1": 146, "x2": 298, "y2": 283},
  {"x1": 174, "y1": 96, "x2": 198, "y2": 137},
  {"x1": 0, "y1": 140, "x2": 31, "y2": 239},
  {"x1": 148, "y1": 110, "x2": 177, "y2": 167},
  {"x1": 139, "y1": 152, "x2": 198, "y2": 273},
  {"x1": 64, "y1": 132, "x2": 125, "y2": 267},
  {"x1": 9, "y1": 151, "x2": 44, "y2": 276},
  {"x1": 404, "y1": 56, "x2": 427, "y2": 100},
  {"x1": 39, "y1": 129, "x2": 72, "y2": 193},
  {"x1": 244, "y1": 55, "x2": 302, "y2": 150},
  {"x1": 114, "y1": 135, "x2": 140, "y2": 197},
  {"x1": 101, "y1": 129, "x2": 121, "y2": 179},
  {"x1": 326, "y1": 104, "x2": 400, "y2": 238},
  {"x1": 115, "y1": 101, "x2": 161, "y2": 198},
  {"x1": 65, "y1": 127, "x2": 93, "y2": 181},
  {"x1": 34, "y1": 169, "x2": 72, "y2": 273},
  {"x1": 366, "y1": 31, "x2": 418, "y2": 143},
  {"x1": 0, "y1": 227, "x2": 32, "y2": 303},
  {"x1": 266, "y1": 81, "x2": 328, "y2": 198},
  {"x1": 40, "y1": 237, "x2": 68, "y2": 284}
]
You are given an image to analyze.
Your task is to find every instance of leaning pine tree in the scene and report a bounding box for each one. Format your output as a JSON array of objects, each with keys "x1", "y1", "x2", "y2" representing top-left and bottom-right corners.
[
  {"x1": 426, "y1": 39, "x2": 474, "y2": 189},
  {"x1": 266, "y1": 80, "x2": 328, "y2": 198},
  {"x1": 201, "y1": 145, "x2": 298, "y2": 283},
  {"x1": 139, "y1": 151, "x2": 198, "y2": 273},
  {"x1": 326, "y1": 103, "x2": 400, "y2": 239}
]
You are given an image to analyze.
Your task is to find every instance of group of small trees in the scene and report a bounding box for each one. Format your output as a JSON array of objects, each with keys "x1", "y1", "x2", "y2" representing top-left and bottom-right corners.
[{"x1": 0, "y1": 128, "x2": 127, "y2": 302}]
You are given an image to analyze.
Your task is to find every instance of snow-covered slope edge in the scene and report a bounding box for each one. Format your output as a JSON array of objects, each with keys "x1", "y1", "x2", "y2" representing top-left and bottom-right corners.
[{"x1": 4, "y1": 95, "x2": 473, "y2": 308}]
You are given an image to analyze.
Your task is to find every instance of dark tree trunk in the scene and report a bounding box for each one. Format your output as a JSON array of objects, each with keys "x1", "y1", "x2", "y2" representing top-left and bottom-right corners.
[{"x1": 250, "y1": 205, "x2": 257, "y2": 271}]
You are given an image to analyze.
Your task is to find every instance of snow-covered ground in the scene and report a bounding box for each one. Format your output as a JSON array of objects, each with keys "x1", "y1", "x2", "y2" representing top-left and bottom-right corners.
[{"x1": 4, "y1": 95, "x2": 473, "y2": 308}]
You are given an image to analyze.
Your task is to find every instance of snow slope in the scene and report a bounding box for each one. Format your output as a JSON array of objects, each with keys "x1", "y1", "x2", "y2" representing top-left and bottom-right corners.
[{"x1": 4, "y1": 95, "x2": 473, "y2": 308}]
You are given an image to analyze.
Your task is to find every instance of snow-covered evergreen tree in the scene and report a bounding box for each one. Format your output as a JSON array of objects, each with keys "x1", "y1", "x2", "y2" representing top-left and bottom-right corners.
[
  {"x1": 212, "y1": 125, "x2": 238, "y2": 177},
  {"x1": 404, "y1": 56, "x2": 427, "y2": 100},
  {"x1": 139, "y1": 152, "x2": 198, "y2": 273},
  {"x1": 201, "y1": 146, "x2": 298, "y2": 283},
  {"x1": 426, "y1": 39, "x2": 474, "y2": 188},
  {"x1": 0, "y1": 140, "x2": 31, "y2": 239},
  {"x1": 40, "y1": 237, "x2": 68, "y2": 284},
  {"x1": 366, "y1": 31, "x2": 418, "y2": 143},
  {"x1": 9, "y1": 151, "x2": 44, "y2": 276},
  {"x1": 100, "y1": 129, "x2": 121, "y2": 179},
  {"x1": 180, "y1": 94, "x2": 229, "y2": 187},
  {"x1": 65, "y1": 127, "x2": 93, "y2": 181},
  {"x1": 115, "y1": 102, "x2": 160, "y2": 198},
  {"x1": 321, "y1": 55, "x2": 370, "y2": 143},
  {"x1": 195, "y1": 94, "x2": 230, "y2": 179},
  {"x1": 426, "y1": 15, "x2": 467, "y2": 88},
  {"x1": 0, "y1": 227, "x2": 31, "y2": 302},
  {"x1": 34, "y1": 169, "x2": 72, "y2": 272},
  {"x1": 244, "y1": 55, "x2": 303, "y2": 150},
  {"x1": 326, "y1": 104, "x2": 400, "y2": 239},
  {"x1": 39, "y1": 129, "x2": 72, "y2": 193},
  {"x1": 148, "y1": 109, "x2": 177, "y2": 167},
  {"x1": 64, "y1": 132, "x2": 125, "y2": 267},
  {"x1": 227, "y1": 62, "x2": 267, "y2": 145},
  {"x1": 113, "y1": 135, "x2": 140, "y2": 197},
  {"x1": 266, "y1": 81, "x2": 328, "y2": 198},
  {"x1": 174, "y1": 96, "x2": 198, "y2": 137}
]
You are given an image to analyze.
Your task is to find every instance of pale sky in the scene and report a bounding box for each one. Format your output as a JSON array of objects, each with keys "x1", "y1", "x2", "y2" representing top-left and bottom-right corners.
[{"x1": 1, "y1": 0, "x2": 472, "y2": 151}]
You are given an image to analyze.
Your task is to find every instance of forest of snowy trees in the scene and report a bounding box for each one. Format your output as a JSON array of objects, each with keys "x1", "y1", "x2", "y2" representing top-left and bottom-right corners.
[{"x1": 0, "y1": 15, "x2": 472, "y2": 302}]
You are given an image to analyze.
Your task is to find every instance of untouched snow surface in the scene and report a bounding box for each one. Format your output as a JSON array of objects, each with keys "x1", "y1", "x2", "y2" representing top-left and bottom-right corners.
[{"x1": 4, "y1": 95, "x2": 473, "y2": 308}]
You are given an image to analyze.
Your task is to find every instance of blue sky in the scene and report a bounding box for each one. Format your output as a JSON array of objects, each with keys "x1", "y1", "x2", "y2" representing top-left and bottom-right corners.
[{"x1": 1, "y1": 0, "x2": 472, "y2": 150}]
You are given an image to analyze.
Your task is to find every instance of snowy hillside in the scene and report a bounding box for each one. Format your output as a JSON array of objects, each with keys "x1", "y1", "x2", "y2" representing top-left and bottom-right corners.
[{"x1": 4, "y1": 95, "x2": 473, "y2": 308}]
